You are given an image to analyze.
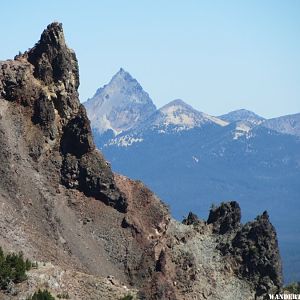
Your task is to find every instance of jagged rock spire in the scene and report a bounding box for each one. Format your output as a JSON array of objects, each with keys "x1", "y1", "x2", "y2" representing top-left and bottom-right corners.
[
  {"x1": 0, "y1": 22, "x2": 127, "y2": 212},
  {"x1": 28, "y1": 22, "x2": 79, "y2": 90},
  {"x1": 207, "y1": 201, "x2": 241, "y2": 234},
  {"x1": 217, "y1": 207, "x2": 282, "y2": 297}
]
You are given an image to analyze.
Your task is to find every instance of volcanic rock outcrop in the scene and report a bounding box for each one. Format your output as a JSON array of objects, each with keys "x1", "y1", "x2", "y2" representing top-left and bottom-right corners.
[
  {"x1": 207, "y1": 201, "x2": 241, "y2": 234},
  {"x1": 1, "y1": 22, "x2": 126, "y2": 212},
  {"x1": 0, "y1": 23, "x2": 283, "y2": 299},
  {"x1": 212, "y1": 203, "x2": 282, "y2": 297}
]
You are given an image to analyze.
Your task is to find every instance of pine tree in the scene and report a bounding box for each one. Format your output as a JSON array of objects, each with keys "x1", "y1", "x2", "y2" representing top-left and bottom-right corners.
[{"x1": 28, "y1": 289, "x2": 55, "y2": 300}]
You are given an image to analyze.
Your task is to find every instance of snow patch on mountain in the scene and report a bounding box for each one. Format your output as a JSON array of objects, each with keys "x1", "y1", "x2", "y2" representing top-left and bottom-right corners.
[
  {"x1": 206, "y1": 115, "x2": 229, "y2": 126},
  {"x1": 106, "y1": 135, "x2": 144, "y2": 147},
  {"x1": 236, "y1": 122, "x2": 251, "y2": 132},
  {"x1": 104, "y1": 99, "x2": 230, "y2": 147},
  {"x1": 160, "y1": 103, "x2": 198, "y2": 127},
  {"x1": 158, "y1": 99, "x2": 228, "y2": 128},
  {"x1": 233, "y1": 121, "x2": 252, "y2": 140},
  {"x1": 136, "y1": 99, "x2": 228, "y2": 133}
]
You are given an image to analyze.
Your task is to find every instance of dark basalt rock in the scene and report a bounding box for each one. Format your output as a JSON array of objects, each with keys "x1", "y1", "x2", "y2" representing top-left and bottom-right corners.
[
  {"x1": 60, "y1": 105, "x2": 94, "y2": 157},
  {"x1": 27, "y1": 22, "x2": 80, "y2": 120},
  {"x1": 0, "y1": 22, "x2": 127, "y2": 213},
  {"x1": 78, "y1": 152, "x2": 127, "y2": 212},
  {"x1": 218, "y1": 211, "x2": 282, "y2": 297},
  {"x1": 32, "y1": 93, "x2": 55, "y2": 126},
  {"x1": 155, "y1": 250, "x2": 167, "y2": 274},
  {"x1": 182, "y1": 212, "x2": 201, "y2": 226},
  {"x1": 207, "y1": 201, "x2": 241, "y2": 234},
  {"x1": 28, "y1": 22, "x2": 79, "y2": 90},
  {"x1": 0, "y1": 61, "x2": 39, "y2": 106},
  {"x1": 32, "y1": 92, "x2": 57, "y2": 139}
]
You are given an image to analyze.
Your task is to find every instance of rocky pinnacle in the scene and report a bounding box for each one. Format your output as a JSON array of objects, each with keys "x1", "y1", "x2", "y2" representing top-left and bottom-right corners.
[{"x1": 0, "y1": 22, "x2": 127, "y2": 212}]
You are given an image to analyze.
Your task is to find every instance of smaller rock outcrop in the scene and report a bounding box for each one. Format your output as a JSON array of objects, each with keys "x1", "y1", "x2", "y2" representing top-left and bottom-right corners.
[
  {"x1": 182, "y1": 212, "x2": 201, "y2": 226},
  {"x1": 155, "y1": 250, "x2": 167, "y2": 274},
  {"x1": 218, "y1": 210, "x2": 282, "y2": 298},
  {"x1": 207, "y1": 201, "x2": 241, "y2": 234}
]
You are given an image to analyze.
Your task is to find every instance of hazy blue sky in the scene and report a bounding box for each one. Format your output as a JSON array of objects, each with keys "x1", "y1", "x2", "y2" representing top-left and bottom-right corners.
[{"x1": 1, "y1": 1, "x2": 299, "y2": 117}]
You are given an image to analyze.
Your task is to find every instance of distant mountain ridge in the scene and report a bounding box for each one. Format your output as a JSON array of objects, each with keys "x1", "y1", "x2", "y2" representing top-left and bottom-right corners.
[
  {"x1": 83, "y1": 69, "x2": 300, "y2": 283},
  {"x1": 103, "y1": 98, "x2": 229, "y2": 147},
  {"x1": 131, "y1": 98, "x2": 228, "y2": 134},
  {"x1": 84, "y1": 69, "x2": 300, "y2": 140},
  {"x1": 263, "y1": 113, "x2": 300, "y2": 137},
  {"x1": 220, "y1": 110, "x2": 300, "y2": 137},
  {"x1": 219, "y1": 109, "x2": 265, "y2": 125},
  {"x1": 152, "y1": 99, "x2": 228, "y2": 129}
]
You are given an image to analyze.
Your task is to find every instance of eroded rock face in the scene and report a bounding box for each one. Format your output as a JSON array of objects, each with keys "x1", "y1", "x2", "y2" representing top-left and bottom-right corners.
[
  {"x1": 28, "y1": 22, "x2": 79, "y2": 95},
  {"x1": 182, "y1": 212, "x2": 201, "y2": 226},
  {"x1": 218, "y1": 210, "x2": 282, "y2": 297},
  {"x1": 207, "y1": 201, "x2": 241, "y2": 234},
  {"x1": 0, "y1": 22, "x2": 126, "y2": 212}
]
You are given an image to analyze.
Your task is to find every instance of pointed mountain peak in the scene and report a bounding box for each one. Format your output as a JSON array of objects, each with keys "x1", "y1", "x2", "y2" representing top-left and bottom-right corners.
[
  {"x1": 111, "y1": 67, "x2": 135, "y2": 83},
  {"x1": 84, "y1": 69, "x2": 156, "y2": 135},
  {"x1": 116, "y1": 67, "x2": 128, "y2": 76},
  {"x1": 118, "y1": 67, "x2": 126, "y2": 74}
]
